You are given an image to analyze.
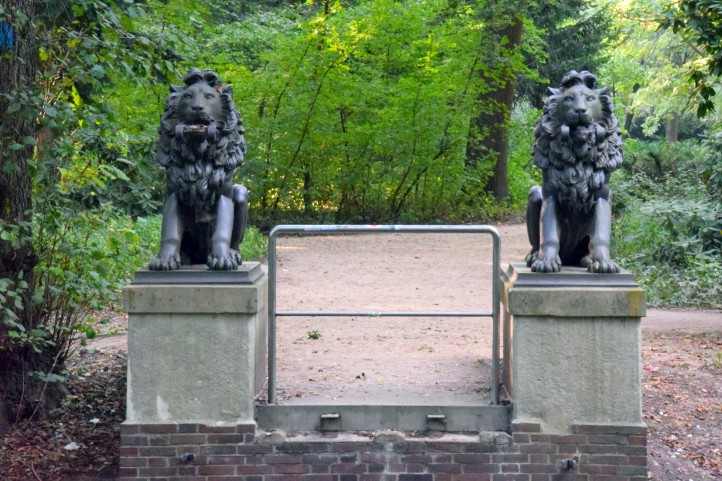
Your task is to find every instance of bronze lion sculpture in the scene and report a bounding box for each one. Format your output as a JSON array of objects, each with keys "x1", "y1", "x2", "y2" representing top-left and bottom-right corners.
[
  {"x1": 526, "y1": 70, "x2": 623, "y2": 273},
  {"x1": 149, "y1": 68, "x2": 249, "y2": 271}
]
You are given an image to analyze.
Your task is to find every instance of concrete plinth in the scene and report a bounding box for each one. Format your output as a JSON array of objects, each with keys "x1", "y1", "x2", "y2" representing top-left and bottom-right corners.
[
  {"x1": 123, "y1": 266, "x2": 268, "y2": 424},
  {"x1": 503, "y1": 263, "x2": 645, "y2": 434}
]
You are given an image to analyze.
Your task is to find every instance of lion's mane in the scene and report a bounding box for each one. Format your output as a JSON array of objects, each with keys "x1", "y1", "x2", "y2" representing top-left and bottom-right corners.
[
  {"x1": 532, "y1": 70, "x2": 623, "y2": 213},
  {"x1": 155, "y1": 69, "x2": 246, "y2": 215}
]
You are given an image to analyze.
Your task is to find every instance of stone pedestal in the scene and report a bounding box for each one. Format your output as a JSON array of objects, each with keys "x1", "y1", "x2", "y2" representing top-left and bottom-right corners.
[
  {"x1": 503, "y1": 263, "x2": 646, "y2": 434},
  {"x1": 123, "y1": 262, "x2": 267, "y2": 424}
]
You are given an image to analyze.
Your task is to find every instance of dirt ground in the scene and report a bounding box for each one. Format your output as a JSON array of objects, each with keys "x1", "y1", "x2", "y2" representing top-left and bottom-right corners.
[{"x1": 80, "y1": 223, "x2": 722, "y2": 481}]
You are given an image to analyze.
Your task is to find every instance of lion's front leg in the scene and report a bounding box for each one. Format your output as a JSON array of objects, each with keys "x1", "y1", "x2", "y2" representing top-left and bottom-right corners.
[
  {"x1": 531, "y1": 195, "x2": 562, "y2": 273},
  {"x1": 585, "y1": 196, "x2": 619, "y2": 273},
  {"x1": 207, "y1": 194, "x2": 240, "y2": 270},
  {"x1": 149, "y1": 193, "x2": 183, "y2": 271}
]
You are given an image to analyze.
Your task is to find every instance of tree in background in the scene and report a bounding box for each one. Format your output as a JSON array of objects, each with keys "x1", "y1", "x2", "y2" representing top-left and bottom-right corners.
[
  {"x1": 517, "y1": 0, "x2": 612, "y2": 109},
  {"x1": 464, "y1": 1, "x2": 527, "y2": 201},
  {"x1": 662, "y1": 0, "x2": 722, "y2": 117},
  {"x1": 0, "y1": 0, "x2": 180, "y2": 424}
]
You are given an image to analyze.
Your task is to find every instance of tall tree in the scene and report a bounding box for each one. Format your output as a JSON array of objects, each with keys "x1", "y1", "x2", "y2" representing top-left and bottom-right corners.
[
  {"x1": 518, "y1": 0, "x2": 613, "y2": 109},
  {"x1": 0, "y1": 0, "x2": 42, "y2": 429},
  {"x1": 465, "y1": 1, "x2": 526, "y2": 201}
]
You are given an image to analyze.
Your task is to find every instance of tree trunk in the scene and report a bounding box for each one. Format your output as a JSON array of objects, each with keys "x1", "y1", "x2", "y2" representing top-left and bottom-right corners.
[
  {"x1": 665, "y1": 112, "x2": 679, "y2": 143},
  {"x1": 0, "y1": 0, "x2": 41, "y2": 423},
  {"x1": 465, "y1": 4, "x2": 524, "y2": 201}
]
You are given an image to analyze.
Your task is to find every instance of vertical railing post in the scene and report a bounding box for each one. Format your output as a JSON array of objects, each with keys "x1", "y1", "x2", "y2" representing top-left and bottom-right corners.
[
  {"x1": 490, "y1": 229, "x2": 501, "y2": 405},
  {"x1": 267, "y1": 228, "x2": 278, "y2": 404}
]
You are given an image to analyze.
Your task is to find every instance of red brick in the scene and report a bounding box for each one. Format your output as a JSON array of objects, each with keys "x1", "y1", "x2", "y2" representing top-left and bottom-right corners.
[
  {"x1": 237, "y1": 423, "x2": 256, "y2": 433},
  {"x1": 616, "y1": 446, "x2": 646, "y2": 456},
  {"x1": 203, "y1": 444, "x2": 237, "y2": 455},
  {"x1": 275, "y1": 464, "x2": 308, "y2": 474},
  {"x1": 237, "y1": 444, "x2": 274, "y2": 454},
  {"x1": 492, "y1": 475, "x2": 530, "y2": 481},
  {"x1": 628, "y1": 436, "x2": 646, "y2": 447},
  {"x1": 519, "y1": 444, "x2": 557, "y2": 454},
  {"x1": 208, "y1": 477, "x2": 245, "y2": 481},
  {"x1": 403, "y1": 454, "x2": 432, "y2": 463},
  {"x1": 579, "y1": 465, "x2": 617, "y2": 475},
  {"x1": 138, "y1": 466, "x2": 178, "y2": 476},
  {"x1": 585, "y1": 455, "x2": 626, "y2": 465},
  {"x1": 139, "y1": 446, "x2": 176, "y2": 457},
  {"x1": 312, "y1": 465, "x2": 331, "y2": 473},
  {"x1": 207, "y1": 454, "x2": 244, "y2": 464},
  {"x1": 512, "y1": 434, "x2": 530, "y2": 443},
  {"x1": 406, "y1": 464, "x2": 425, "y2": 473},
  {"x1": 463, "y1": 464, "x2": 500, "y2": 474},
  {"x1": 627, "y1": 456, "x2": 646, "y2": 466},
  {"x1": 200, "y1": 424, "x2": 237, "y2": 433},
  {"x1": 117, "y1": 468, "x2": 138, "y2": 477},
  {"x1": 530, "y1": 475, "x2": 550, "y2": 481},
  {"x1": 267, "y1": 454, "x2": 304, "y2": 464},
  {"x1": 493, "y1": 454, "x2": 529, "y2": 464},
  {"x1": 571, "y1": 424, "x2": 646, "y2": 436},
  {"x1": 120, "y1": 457, "x2": 147, "y2": 467},
  {"x1": 520, "y1": 464, "x2": 556, "y2": 474},
  {"x1": 332, "y1": 463, "x2": 367, "y2": 474},
  {"x1": 207, "y1": 433, "x2": 244, "y2": 444},
  {"x1": 149, "y1": 435, "x2": 170, "y2": 446},
  {"x1": 553, "y1": 435, "x2": 586, "y2": 445},
  {"x1": 340, "y1": 475, "x2": 359, "y2": 481},
  {"x1": 122, "y1": 435, "x2": 149, "y2": 446},
  {"x1": 588, "y1": 435, "x2": 628, "y2": 446},
  {"x1": 141, "y1": 424, "x2": 178, "y2": 434},
  {"x1": 237, "y1": 464, "x2": 273, "y2": 475},
  {"x1": 306, "y1": 476, "x2": 338, "y2": 481},
  {"x1": 430, "y1": 464, "x2": 462, "y2": 474},
  {"x1": 178, "y1": 423, "x2": 200, "y2": 433},
  {"x1": 148, "y1": 457, "x2": 168, "y2": 467},
  {"x1": 501, "y1": 464, "x2": 519, "y2": 473},
  {"x1": 454, "y1": 475, "x2": 492, "y2": 481},
  {"x1": 398, "y1": 475, "x2": 433, "y2": 481},
  {"x1": 455, "y1": 454, "x2": 492, "y2": 464},
  {"x1": 199, "y1": 464, "x2": 236, "y2": 475},
  {"x1": 120, "y1": 447, "x2": 139, "y2": 456},
  {"x1": 528, "y1": 455, "x2": 547, "y2": 464},
  {"x1": 512, "y1": 422, "x2": 542, "y2": 433},
  {"x1": 120, "y1": 424, "x2": 141, "y2": 435}
]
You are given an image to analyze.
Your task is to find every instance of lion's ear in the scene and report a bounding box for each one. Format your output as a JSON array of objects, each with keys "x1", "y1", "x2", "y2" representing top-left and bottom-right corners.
[
  {"x1": 547, "y1": 87, "x2": 560, "y2": 96},
  {"x1": 221, "y1": 85, "x2": 233, "y2": 96}
]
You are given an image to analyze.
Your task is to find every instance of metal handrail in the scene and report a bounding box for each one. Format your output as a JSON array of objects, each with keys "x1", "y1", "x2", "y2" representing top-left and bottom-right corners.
[{"x1": 267, "y1": 224, "x2": 502, "y2": 405}]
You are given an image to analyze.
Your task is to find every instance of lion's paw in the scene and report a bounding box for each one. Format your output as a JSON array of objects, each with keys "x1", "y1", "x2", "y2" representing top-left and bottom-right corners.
[
  {"x1": 531, "y1": 255, "x2": 561, "y2": 273},
  {"x1": 207, "y1": 251, "x2": 240, "y2": 271},
  {"x1": 149, "y1": 253, "x2": 181, "y2": 271},
  {"x1": 525, "y1": 249, "x2": 539, "y2": 267},
  {"x1": 587, "y1": 257, "x2": 619, "y2": 274}
]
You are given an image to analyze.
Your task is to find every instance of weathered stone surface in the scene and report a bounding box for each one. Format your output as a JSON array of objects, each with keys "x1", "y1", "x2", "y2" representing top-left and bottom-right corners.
[
  {"x1": 125, "y1": 273, "x2": 267, "y2": 424},
  {"x1": 124, "y1": 274, "x2": 266, "y2": 314},
  {"x1": 505, "y1": 263, "x2": 645, "y2": 433}
]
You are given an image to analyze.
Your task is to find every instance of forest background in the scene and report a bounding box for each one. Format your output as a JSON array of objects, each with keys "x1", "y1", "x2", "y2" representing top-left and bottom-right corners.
[{"x1": 0, "y1": 0, "x2": 721, "y2": 424}]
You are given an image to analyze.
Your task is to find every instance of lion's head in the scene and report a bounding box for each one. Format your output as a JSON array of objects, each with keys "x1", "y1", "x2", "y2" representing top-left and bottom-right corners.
[
  {"x1": 534, "y1": 70, "x2": 622, "y2": 172},
  {"x1": 155, "y1": 69, "x2": 246, "y2": 210}
]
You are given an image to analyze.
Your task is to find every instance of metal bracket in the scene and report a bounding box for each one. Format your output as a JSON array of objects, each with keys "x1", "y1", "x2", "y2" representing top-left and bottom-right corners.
[
  {"x1": 425, "y1": 413, "x2": 447, "y2": 431},
  {"x1": 320, "y1": 412, "x2": 341, "y2": 432}
]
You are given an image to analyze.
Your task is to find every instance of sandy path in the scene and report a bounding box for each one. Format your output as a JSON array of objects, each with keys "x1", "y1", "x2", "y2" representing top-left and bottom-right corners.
[{"x1": 90, "y1": 223, "x2": 722, "y2": 405}]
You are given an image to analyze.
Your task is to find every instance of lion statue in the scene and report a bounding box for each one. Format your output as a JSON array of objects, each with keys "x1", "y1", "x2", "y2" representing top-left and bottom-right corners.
[
  {"x1": 149, "y1": 68, "x2": 249, "y2": 271},
  {"x1": 525, "y1": 70, "x2": 623, "y2": 273}
]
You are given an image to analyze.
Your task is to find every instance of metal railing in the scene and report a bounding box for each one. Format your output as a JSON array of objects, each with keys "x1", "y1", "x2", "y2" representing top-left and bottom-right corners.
[{"x1": 267, "y1": 224, "x2": 502, "y2": 404}]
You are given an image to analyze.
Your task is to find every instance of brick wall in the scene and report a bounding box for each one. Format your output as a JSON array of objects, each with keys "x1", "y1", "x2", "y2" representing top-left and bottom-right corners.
[{"x1": 119, "y1": 421, "x2": 647, "y2": 481}]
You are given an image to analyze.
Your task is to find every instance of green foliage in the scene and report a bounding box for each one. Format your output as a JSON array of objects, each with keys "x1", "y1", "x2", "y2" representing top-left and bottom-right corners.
[
  {"x1": 612, "y1": 139, "x2": 722, "y2": 308},
  {"x1": 661, "y1": 0, "x2": 722, "y2": 116}
]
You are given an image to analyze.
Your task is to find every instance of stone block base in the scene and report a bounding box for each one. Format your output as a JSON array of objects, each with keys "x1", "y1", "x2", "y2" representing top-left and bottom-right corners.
[{"x1": 119, "y1": 422, "x2": 647, "y2": 481}]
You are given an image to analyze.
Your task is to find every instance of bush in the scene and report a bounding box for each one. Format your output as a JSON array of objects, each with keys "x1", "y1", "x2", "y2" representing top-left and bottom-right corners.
[
  {"x1": 612, "y1": 139, "x2": 722, "y2": 308},
  {"x1": 1, "y1": 206, "x2": 266, "y2": 421}
]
